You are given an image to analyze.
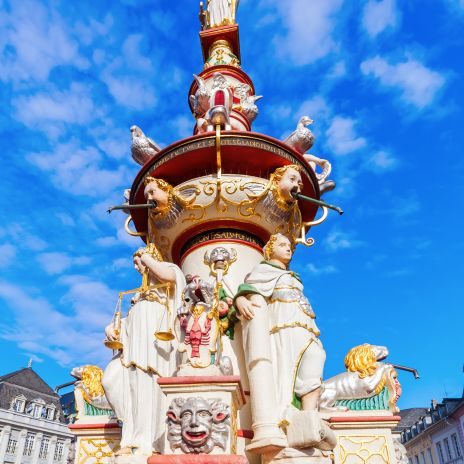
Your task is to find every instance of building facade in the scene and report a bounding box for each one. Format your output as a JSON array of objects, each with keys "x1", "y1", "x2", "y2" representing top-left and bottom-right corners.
[
  {"x1": 401, "y1": 398, "x2": 464, "y2": 464},
  {"x1": 0, "y1": 367, "x2": 73, "y2": 464}
]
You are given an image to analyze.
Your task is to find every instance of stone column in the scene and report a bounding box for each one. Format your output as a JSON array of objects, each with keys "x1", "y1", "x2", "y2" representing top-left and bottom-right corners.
[
  {"x1": 31, "y1": 432, "x2": 43, "y2": 464},
  {"x1": 62, "y1": 438, "x2": 72, "y2": 464},
  {"x1": 0, "y1": 426, "x2": 12, "y2": 462},
  {"x1": 14, "y1": 429, "x2": 27, "y2": 464},
  {"x1": 47, "y1": 436, "x2": 57, "y2": 464}
]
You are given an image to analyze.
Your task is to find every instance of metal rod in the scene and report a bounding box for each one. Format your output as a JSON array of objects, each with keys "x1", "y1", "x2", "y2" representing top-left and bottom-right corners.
[
  {"x1": 54, "y1": 380, "x2": 75, "y2": 393},
  {"x1": 292, "y1": 192, "x2": 344, "y2": 215},
  {"x1": 390, "y1": 363, "x2": 420, "y2": 379},
  {"x1": 107, "y1": 203, "x2": 156, "y2": 214}
]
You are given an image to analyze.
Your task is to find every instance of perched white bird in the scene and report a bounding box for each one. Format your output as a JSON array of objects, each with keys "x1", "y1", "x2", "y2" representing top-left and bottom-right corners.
[
  {"x1": 284, "y1": 116, "x2": 315, "y2": 154},
  {"x1": 189, "y1": 74, "x2": 210, "y2": 117},
  {"x1": 130, "y1": 125, "x2": 161, "y2": 166}
]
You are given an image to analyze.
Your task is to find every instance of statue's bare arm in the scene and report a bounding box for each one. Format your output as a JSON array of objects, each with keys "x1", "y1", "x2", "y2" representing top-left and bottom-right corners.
[
  {"x1": 235, "y1": 293, "x2": 266, "y2": 320},
  {"x1": 140, "y1": 253, "x2": 176, "y2": 283}
]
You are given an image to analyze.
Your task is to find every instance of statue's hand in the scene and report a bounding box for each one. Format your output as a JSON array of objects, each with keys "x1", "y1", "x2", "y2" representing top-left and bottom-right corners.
[
  {"x1": 235, "y1": 296, "x2": 259, "y2": 320},
  {"x1": 105, "y1": 323, "x2": 119, "y2": 342}
]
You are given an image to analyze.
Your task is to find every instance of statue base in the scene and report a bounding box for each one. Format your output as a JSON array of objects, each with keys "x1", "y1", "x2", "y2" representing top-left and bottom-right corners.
[
  {"x1": 263, "y1": 447, "x2": 333, "y2": 464},
  {"x1": 158, "y1": 375, "x2": 246, "y2": 456},
  {"x1": 148, "y1": 455, "x2": 248, "y2": 464},
  {"x1": 114, "y1": 455, "x2": 152, "y2": 464}
]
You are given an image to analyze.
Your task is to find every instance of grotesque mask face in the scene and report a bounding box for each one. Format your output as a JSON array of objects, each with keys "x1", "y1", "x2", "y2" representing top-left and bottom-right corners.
[
  {"x1": 180, "y1": 398, "x2": 212, "y2": 448},
  {"x1": 167, "y1": 397, "x2": 230, "y2": 454},
  {"x1": 143, "y1": 181, "x2": 169, "y2": 213},
  {"x1": 270, "y1": 235, "x2": 293, "y2": 265},
  {"x1": 278, "y1": 168, "x2": 303, "y2": 203},
  {"x1": 210, "y1": 247, "x2": 230, "y2": 263}
]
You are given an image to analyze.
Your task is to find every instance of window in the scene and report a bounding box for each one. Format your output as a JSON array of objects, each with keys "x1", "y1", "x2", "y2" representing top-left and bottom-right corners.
[
  {"x1": 421, "y1": 451, "x2": 426, "y2": 464},
  {"x1": 39, "y1": 437, "x2": 50, "y2": 459},
  {"x1": 451, "y1": 434, "x2": 462, "y2": 458},
  {"x1": 54, "y1": 442, "x2": 64, "y2": 461},
  {"x1": 6, "y1": 438, "x2": 17, "y2": 455},
  {"x1": 12, "y1": 397, "x2": 25, "y2": 413},
  {"x1": 416, "y1": 455, "x2": 421, "y2": 464},
  {"x1": 46, "y1": 407, "x2": 55, "y2": 420},
  {"x1": 409, "y1": 459, "x2": 413, "y2": 464},
  {"x1": 23, "y1": 434, "x2": 35, "y2": 456},
  {"x1": 437, "y1": 443, "x2": 445, "y2": 464},
  {"x1": 444, "y1": 438, "x2": 453, "y2": 461},
  {"x1": 428, "y1": 447, "x2": 434, "y2": 464}
]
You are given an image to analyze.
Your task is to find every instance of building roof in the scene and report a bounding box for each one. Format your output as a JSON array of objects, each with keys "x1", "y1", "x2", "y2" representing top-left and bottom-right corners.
[{"x1": 394, "y1": 407, "x2": 429, "y2": 432}]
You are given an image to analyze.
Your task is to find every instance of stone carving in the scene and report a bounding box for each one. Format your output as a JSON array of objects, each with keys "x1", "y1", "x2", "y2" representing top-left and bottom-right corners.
[
  {"x1": 393, "y1": 438, "x2": 409, "y2": 464},
  {"x1": 235, "y1": 233, "x2": 336, "y2": 453},
  {"x1": 190, "y1": 74, "x2": 210, "y2": 118},
  {"x1": 284, "y1": 116, "x2": 315, "y2": 154},
  {"x1": 166, "y1": 397, "x2": 230, "y2": 454},
  {"x1": 71, "y1": 365, "x2": 112, "y2": 412},
  {"x1": 101, "y1": 243, "x2": 186, "y2": 457},
  {"x1": 205, "y1": 0, "x2": 239, "y2": 29},
  {"x1": 130, "y1": 125, "x2": 161, "y2": 165},
  {"x1": 176, "y1": 275, "x2": 220, "y2": 372},
  {"x1": 319, "y1": 344, "x2": 401, "y2": 412},
  {"x1": 233, "y1": 83, "x2": 262, "y2": 122}
]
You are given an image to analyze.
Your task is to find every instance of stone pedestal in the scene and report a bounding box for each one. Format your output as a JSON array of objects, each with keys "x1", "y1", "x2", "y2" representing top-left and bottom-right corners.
[
  {"x1": 69, "y1": 419, "x2": 121, "y2": 464},
  {"x1": 326, "y1": 411, "x2": 401, "y2": 464},
  {"x1": 158, "y1": 375, "x2": 246, "y2": 456},
  {"x1": 148, "y1": 454, "x2": 248, "y2": 464}
]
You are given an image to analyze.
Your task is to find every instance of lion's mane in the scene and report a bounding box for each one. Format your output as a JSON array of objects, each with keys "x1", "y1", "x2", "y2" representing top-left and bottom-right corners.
[{"x1": 344, "y1": 344, "x2": 378, "y2": 379}]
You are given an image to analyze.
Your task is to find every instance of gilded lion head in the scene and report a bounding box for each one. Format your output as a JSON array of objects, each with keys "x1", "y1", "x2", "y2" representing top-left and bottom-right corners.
[
  {"x1": 80, "y1": 365, "x2": 105, "y2": 399},
  {"x1": 344, "y1": 344, "x2": 389, "y2": 379}
]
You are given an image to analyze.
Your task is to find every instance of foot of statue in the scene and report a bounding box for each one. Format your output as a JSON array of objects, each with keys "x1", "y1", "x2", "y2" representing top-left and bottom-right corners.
[
  {"x1": 246, "y1": 425, "x2": 288, "y2": 454},
  {"x1": 114, "y1": 446, "x2": 132, "y2": 456}
]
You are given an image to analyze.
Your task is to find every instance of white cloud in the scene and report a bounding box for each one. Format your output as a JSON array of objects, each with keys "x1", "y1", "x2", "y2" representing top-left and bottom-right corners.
[
  {"x1": 326, "y1": 116, "x2": 367, "y2": 155},
  {"x1": 13, "y1": 83, "x2": 97, "y2": 137},
  {"x1": 365, "y1": 150, "x2": 398, "y2": 172},
  {"x1": 0, "y1": 1, "x2": 88, "y2": 83},
  {"x1": 36, "y1": 252, "x2": 91, "y2": 275},
  {"x1": 27, "y1": 140, "x2": 130, "y2": 198},
  {"x1": 306, "y1": 263, "x2": 338, "y2": 275},
  {"x1": 274, "y1": 0, "x2": 343, "y2": 65},
  {"x1": 325, "y1": 229, "x2": 365, "y2": 252},
  {"x1": 360, "y1": 56, "x2": 446, "y2": 109},
  {"x1": 0, "y1": 244, "x2": 16, "y2": 268},
  {"x1": 0, "y1": 280, "x2": 113, "y2": 367},
  {"x1": 362, "y1": 0, "x2": 398, "y2": 38}
]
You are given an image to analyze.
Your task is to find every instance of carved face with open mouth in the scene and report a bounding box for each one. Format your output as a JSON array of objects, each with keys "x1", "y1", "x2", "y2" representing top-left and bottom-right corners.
[{"x1": 180, "y1": 398, "x2": 213, "y2": 447}]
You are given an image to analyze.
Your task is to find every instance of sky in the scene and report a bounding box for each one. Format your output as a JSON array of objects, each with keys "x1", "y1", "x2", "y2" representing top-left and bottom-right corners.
[{"x1": 0, "y1": 0, "x2": 463, "y2": 409}]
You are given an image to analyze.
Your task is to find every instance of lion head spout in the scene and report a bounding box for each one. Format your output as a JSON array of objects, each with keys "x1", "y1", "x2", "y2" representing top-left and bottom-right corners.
[{"x1": 344, "y1": 344, "x2": 388, "y2": 379}]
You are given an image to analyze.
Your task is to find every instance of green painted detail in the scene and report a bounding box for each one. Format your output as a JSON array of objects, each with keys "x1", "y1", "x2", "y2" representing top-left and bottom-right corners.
[
  {"x1": 292, "y1": 392, "x2": 302, "y2": 410},
  {"x1": 334, "y1": 387, "x2": 389, "y2": 410},
  {"x1": 84, "y1": 402, "x2": 113, "y2": 416}
]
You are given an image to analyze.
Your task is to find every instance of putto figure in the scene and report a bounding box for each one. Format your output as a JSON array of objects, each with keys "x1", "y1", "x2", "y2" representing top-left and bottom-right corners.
[
  {"x1": 166, "y1": 397, "x2": 230, "y2": 454},
  {"x1": 235, "y1": 233, "x2": 335, "y2": 452},
  {"x1": 102, "y1": 243, "x2": 186, "y2": 457}
]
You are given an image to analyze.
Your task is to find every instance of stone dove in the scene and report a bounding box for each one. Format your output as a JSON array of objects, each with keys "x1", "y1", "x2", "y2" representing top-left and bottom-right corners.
[
  {"x1": 189, "y1": 74, "x2": 210, "y2": 117},
  {"x1": 130, "y1": 125, "x2": 161, "y2": 166},
  {"x1": 284, "y1": 116, "x2": 315, "y2": 154}
]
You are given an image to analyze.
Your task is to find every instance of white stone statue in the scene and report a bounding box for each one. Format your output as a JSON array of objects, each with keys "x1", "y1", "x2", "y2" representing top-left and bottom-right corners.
[
  {"x1": 102, "y1": 244, "x2": 186, "y2": 458},
  {"x1": 206, "y1": 0, "x2": 239, "y2": 28},
  {"x1": 235, "y1": 233, "x2": 336, "y2": 454}
]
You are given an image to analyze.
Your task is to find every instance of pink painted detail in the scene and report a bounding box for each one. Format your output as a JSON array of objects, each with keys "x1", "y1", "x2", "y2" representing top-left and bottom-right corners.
[
  {"x1": 148, "y1": 455, "x2": 248, "y2": 464},
  {"x1": 328, "y1": 416, "x2": 401, "y2": 423},
  {"x1": 68, "y1": 423, "x2": 120, "y2": 430},
  {"x1": 214, "y1": 90, "x2": 226, "y2": 106}
]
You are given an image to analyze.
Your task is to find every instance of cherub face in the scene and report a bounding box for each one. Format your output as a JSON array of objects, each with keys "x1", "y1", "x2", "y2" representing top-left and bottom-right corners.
[
  {"x1": 278, "y1": 168, "x2": 303, "y2": 203},
  {"x1": 269, "y1": 235, "x2": 293, "y2": 265},
  {"x1": 144, "y1": 181, "x2": 169, "y2": 212}
]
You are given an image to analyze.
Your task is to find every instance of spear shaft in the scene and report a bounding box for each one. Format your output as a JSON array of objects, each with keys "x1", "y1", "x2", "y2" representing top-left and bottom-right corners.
[{"x1": 292, "y1": 192, "x2": 344, "y2": 215}]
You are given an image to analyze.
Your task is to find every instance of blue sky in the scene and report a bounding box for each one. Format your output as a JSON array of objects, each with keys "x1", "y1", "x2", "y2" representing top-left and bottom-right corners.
[{"x1": 0, "y1": 0, "x2": 462, "y2": 409}]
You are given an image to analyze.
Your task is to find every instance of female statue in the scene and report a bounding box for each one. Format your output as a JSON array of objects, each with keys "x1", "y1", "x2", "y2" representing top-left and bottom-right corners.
[
  {"x1": 206, "y1": 0, "x2": 239, "y2": 28},
  {"x1": 102, "y1": 244, "x2": 186, "y2": 458}
]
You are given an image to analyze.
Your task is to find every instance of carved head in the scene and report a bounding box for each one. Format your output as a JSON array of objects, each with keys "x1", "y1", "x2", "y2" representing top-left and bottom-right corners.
[
  {"x1": 344, "y1": 344, "x2": 389, "y2": 379},
  {"x1": 263, "y1": 233, "x2": 293, "y2": 265},
  {"x1": 212, "y1": 72, "x2": 227, "y2": 89},
  {"x1": 71, "y1": 365, "x2": 105, "y2": 399},
  {"x1": 143, "y1": 177, "x2": 173, "y2": 215},
  {"x1": 167, "y1": 397, "x2": 230, "y2": 454},
  {"x1": 133, "y1": 243, "x2": 163, "y2": 274},
  {"x1": 270, "y1": 165, "x2": 303, "y2": 206}
]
